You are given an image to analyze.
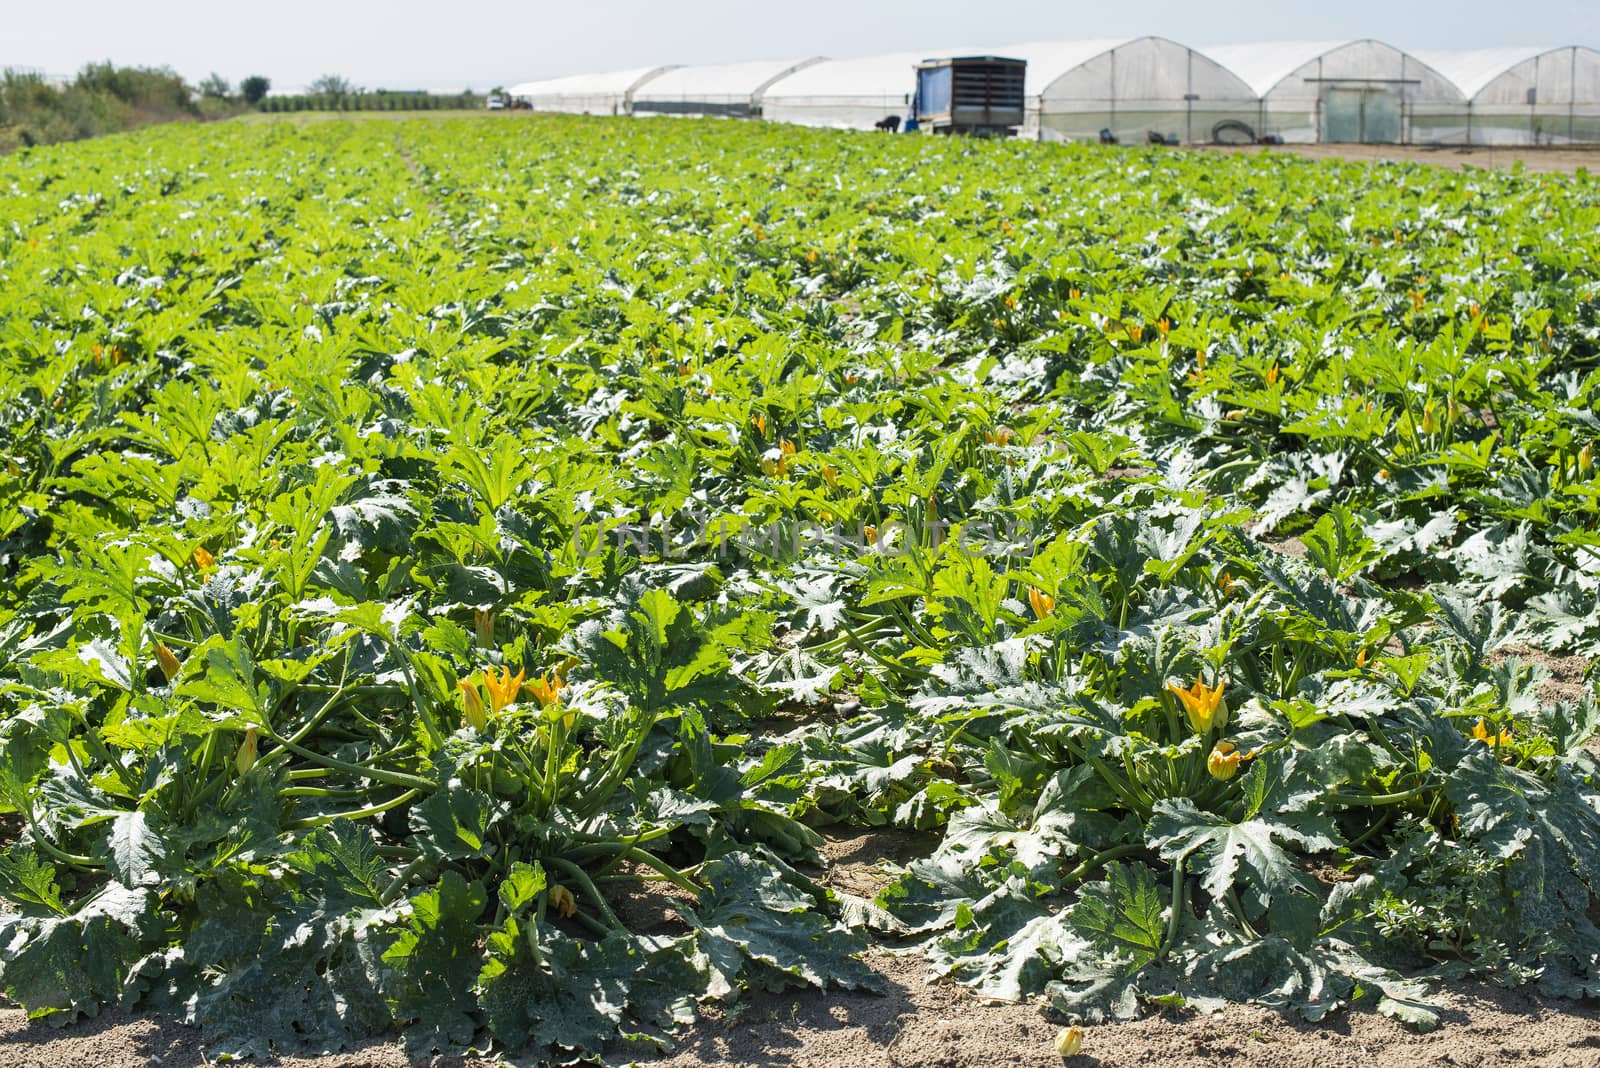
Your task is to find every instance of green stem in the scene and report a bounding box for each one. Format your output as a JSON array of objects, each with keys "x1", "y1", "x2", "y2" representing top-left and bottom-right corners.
[
  {"x1": 1344, "y1": 810, "x2": 1394, "y2": 853},
  {"x1": 281, "y1": 786, "x2": 368, "y2": 799},
  {"x1": 265, "y1": 731, "x2": 435, "y2": 792},
  {"x1": 18, "y1": 803, "x2": 99, "y2": 869},
  {"x1": 1064, "y1": 841, "x2": 1146, "y2": 884},
  {"x1": 380, "y1": 857, "x2": 430, "y2": 905},
  {"x1": 838, "y1": 618, "x2": 933, "y2": 681},
  {"x1": 1160, "y1": 855, "x2": 1187, "y2": 960},
  {"x1": 620, "y1": 847, "x2": 704, "y2": 896},
  {"x1": 287, "y1": 788, "x2": 420, "y2": 830},
  {"x1": 1325, "y1": 786, "x2": 1428, "y2": 807},
  {"x1": 1225, "y1": 888, "x2": 1259, "y2": 940},
  {"x1": 540, "y1": 718, "x2": 566, "y2": 817},
  {"x1": 545, "y1": 857, "x2": 626, "y2": 931}
]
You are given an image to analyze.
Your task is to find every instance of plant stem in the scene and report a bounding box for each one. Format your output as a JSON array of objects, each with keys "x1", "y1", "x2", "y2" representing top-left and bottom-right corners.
[
  {"x1": 1160, "y1": 855, "x2": 1187, "y2": 960},
  {"x1": 1064, "y1": 841, "x2": 1146, "y2": 884},
  {"x1": 266, "y1": 730, "x2": 435, "y2": 792},
  {"x1": 287, "y1": 788, "x2": 420, "y2": 829}
]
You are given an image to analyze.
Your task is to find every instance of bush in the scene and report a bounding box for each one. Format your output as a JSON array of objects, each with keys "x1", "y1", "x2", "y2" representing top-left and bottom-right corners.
[
  {"x1": 74, "y1": 62, "x2": 193, "y2": 113},
  {"x1": 0, "y1": 62, "x2": 214, "y2": 150}
]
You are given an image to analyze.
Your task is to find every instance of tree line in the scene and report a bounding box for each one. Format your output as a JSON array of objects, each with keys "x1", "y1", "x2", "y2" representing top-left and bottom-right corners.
[{"x1": 1, "y1": 65, "x2": 488, "y2": 151}]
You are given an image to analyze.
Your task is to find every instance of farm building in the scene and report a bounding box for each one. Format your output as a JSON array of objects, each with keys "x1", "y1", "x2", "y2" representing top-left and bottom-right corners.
[
  {"x1": 631, "y1": 58, "x2": 826, "y2": 118},
  {"x1": 509, "y1": 36, "x2": 1600, "y2": 145},
  {"x1": 1199, "y1": 40, "x2": 1465, "y2": 144},
  {"x1": 1412, "y1": 47, "x2": 1600, "y2": 144},
  {"x1": 663, "y1": 38, "x2": 1259, "y2": 144},
  {"x1": 507, "y1": 66, "x2": 679, "y2": 116},
  {"x1": 759, "y1": 50, "x2": 937, "y2": 128},
  {"x1": 998, "y1": 37, "x2": 1259, "y2": 145}
]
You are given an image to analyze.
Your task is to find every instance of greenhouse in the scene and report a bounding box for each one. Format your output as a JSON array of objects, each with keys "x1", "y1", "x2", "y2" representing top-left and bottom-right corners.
[
  {"x1": 998, "y1": 37, "x2": 1258, "y2": 145},
  {"x1": 632, "y1": 58, "x2": 826, "y2": 118},
  {"x1": 507, "y1": 66, "x2": 678, "y2": 116},
  {"x1": 758, "y1": 37, "x2": 1258, "y2": 143},
  {"x1": 506, "y1": 37, "x2": 1600, "y2": 145},
  {"x1": 1200, "y1": 40, "x2": 1465, "y2": 144},
  {"x1": 1412, "y1": 47, "x2": 1600, "y2": 144},
  {"x1": 760, "y1": 50, "x2": 941, "y2": 128}
]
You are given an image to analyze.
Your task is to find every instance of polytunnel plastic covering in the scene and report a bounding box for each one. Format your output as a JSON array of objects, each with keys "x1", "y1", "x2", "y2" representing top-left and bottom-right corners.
[
  {"x1": 1202, "y1": 40, "x2": 1464, "y2": 144},
  {"x1": 760, "y1": 37, "x2": 1260, "y2": 142},
  {"x1": 1412, "y1": 47, "x2": 1600, "y2": 144},
  {"x1": 631, "y1": 58, "x2": 827, "y2": 118},
  {"x1": 993, "y1": 37, "x2": 1258, "y2": 144},
  {"x1": 507, "y1": 66, "x2": 678, "y2": 116},
  {"x1": 760, "y1": 50, "x2": 944, "y2": 128}
]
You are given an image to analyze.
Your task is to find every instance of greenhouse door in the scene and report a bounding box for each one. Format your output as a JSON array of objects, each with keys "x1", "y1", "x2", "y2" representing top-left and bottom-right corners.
[
  {"x1": 1363, "y1": 91, "x2": 1400, "y2": 143},
  {"x1": 1323, "y1": 88, "x2": 1401, "y2": 143}
]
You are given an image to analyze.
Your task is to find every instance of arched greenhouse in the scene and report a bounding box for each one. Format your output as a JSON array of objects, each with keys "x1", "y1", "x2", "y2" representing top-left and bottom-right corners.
[
  {"x1": 631, "y1": 58, "x2": 826, "y2": 119},
  {"x1": 506, "y1": 36, "x2": 1600, "y2": 145},
  {"x1": 1413, "y1": 46, "x2": 1600, "y2": 144},
  {"x1": 507, "y1": 66, "x2": 679, "y2": 116},
  {"x1": 998, "y1": 37, "x2": 1259, "y2": 145},
  {"x1": 1200, "y1": 40, "x2": 1465, "y2": 144},
  {"x1": 759, "y1": 50, "x2": 940, "y2": 129}
]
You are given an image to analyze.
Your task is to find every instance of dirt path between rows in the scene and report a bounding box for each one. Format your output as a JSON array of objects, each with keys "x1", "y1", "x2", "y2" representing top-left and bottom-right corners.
[
  {"x1": 4, "y1": 951, "x2": 1599, "y2": 1068},
  {"x1": 1196, "y1": 141, "x2": 1600, "y2": 175},
  {"x1": 6, "y1": 826, "x2": 1599, "y2": 1067},
  {"x1": 3, "y1": 647, "x2": 1594, "y2": 1067}
]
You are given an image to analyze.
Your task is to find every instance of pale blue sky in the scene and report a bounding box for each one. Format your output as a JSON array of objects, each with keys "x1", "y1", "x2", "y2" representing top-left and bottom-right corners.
[{"x1": 6, "y1": 0, "x2": 1598, "y2": 92}]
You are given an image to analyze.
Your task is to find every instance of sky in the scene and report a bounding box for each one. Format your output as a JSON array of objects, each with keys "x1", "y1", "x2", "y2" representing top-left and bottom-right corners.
[{"x1": 5, "y1": 0, "x2": 1599, "y2": 93}]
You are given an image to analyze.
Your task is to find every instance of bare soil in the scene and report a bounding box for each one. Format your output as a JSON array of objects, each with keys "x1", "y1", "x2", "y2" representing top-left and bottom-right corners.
[
  {"x1": 3, "y1": 672, "x2": 1596, "y2": 1066},
  {"x1": 8, "y1": 953, "x2": 1599, "y2": 1068},
  {"x1": 1197, "y1": 142, "x2": 1600, "y2": 175},
  {"x1": 1491, "y1": 646, "x2": 1593, "y2": 706}
]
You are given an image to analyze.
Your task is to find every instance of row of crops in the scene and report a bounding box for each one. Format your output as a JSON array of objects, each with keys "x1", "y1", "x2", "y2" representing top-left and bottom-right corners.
[
  {"x1": 0, "y1": 115, "x2": 1597, "y2": 1062},
  {"x1": 257, "y1": 92, "x2": 484, "y2": 113}
]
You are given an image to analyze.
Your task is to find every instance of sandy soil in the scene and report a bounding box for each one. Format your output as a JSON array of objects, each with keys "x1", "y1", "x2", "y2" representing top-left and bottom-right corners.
[
  {"x1": 7, "y1": 942, "x2": 1598, "y2": 1068},
  {"x1": 1490, "y1": 646, "x2": 1593, "y2": 705},
  {"x1": 2, "y1": 697, "x2": 1596, "y2": 1067},
  {"x1": 1197, "y1": 141, "x2": 1600, "y2": 174}
]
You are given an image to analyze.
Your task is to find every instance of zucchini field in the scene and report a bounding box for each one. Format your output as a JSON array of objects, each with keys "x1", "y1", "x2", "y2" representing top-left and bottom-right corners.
[{"x1": 1, "y1": 115, "x2": 1598, "y2": 1063}]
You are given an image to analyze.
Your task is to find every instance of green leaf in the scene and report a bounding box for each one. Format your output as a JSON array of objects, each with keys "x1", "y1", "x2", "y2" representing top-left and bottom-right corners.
[
  {"x1": 383, "y1": 871, "x2": 487, "y2": 1053},
  {"x1": 1149, "y1": 797, "x2": 1338, "y2": 925},
  {"x1": 413, "y1": 782, "x2": 500, "y2": 860},
  {"x1": 686, "y1": 852, "x2": 877, "y2": 995},
  {"x1": 285, "y1": 818, "x2": 388, "y2": 907},
  {"x1": 106, "y1": 811, "x2": 165, "y2": 887},
  {"x1": 1066, "y1": 862, "x2": 1167, "y2": 970},
  {"x1": 0, "y1": 847, "x2": 66, "y2": 916},
  {"x1": 498, "y1": 860, "x2": 546, "y2": 915},
  {"x1": 176, "y1": 635, "x2": 271, "y2": 720}
]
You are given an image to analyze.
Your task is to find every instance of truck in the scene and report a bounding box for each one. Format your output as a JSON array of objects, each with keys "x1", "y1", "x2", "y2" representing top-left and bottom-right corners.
[{"x1": 912, "y1": 56, "x2": 1027, "y2": 137}]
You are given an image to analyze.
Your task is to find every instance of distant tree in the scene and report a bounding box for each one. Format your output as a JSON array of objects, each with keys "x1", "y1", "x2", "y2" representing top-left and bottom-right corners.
[
  {"x1": 309, "y1": 74, "x2": 357, "y2": 97},
  {"x1": 239, "y1": 75, "x2": 271, "y2": 104},
  {"x1": 75, "y1": 62, "x2": 193, "y2": 111},
  {"x1": 198, "y1": 72, "x2": 232, "y2": 100}
]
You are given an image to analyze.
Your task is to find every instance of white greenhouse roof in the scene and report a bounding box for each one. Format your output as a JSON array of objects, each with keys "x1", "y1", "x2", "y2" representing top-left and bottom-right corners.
[
  {"x1": 507, "y1": 65, "x2": 677, "y2": 100},
  {"x1": 985, "y1": 38, "x2": 1135, "y2": 95},
  {"x1": 1412, "y1": 46, "x2": 1579, "y2": 98},
  {"x1": 1199, "y1": 41, "x2": 1356, "y2": 96},
  {"x1": 633, "y1": 58, "x2": 826, "y2": 102},
  {"x1": 992, "y1": 36, "x2": 1256, "y2": 103},
  {"x1": 762, "y1": 49, "x2": 959, "y2": 100},
  {"x1": 763, "y1": 39, "x2": 1201, "y2": 102}
]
